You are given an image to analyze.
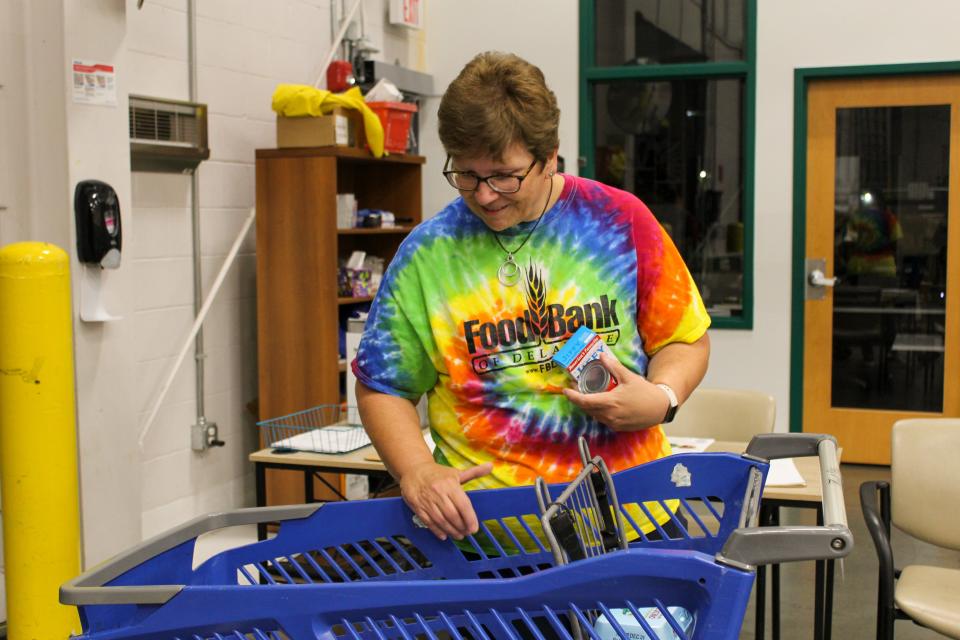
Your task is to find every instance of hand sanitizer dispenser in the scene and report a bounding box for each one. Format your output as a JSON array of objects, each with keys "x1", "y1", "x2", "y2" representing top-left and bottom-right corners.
[{"x1": 74, "y1": 180, "x2": 122, "y2": 269}]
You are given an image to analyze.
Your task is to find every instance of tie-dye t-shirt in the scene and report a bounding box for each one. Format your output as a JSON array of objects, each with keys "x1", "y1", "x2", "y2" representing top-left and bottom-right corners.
[{"x1": 353, "y1": 174, "x2": 709, "y2": 491}]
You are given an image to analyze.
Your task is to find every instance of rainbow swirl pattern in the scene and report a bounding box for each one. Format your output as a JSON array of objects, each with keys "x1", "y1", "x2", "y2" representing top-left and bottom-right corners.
[{"x1": 353, "y1": 175, "x2": 710, "y2": 493}]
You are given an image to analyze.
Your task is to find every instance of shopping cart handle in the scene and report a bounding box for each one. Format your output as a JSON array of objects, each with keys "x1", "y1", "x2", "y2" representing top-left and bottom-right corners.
[
  {"x1": 745, "y1": 433, "x2": 830, "y2": 460},
  {"x1": 60, "y1": 504, "x2": 321, "y2": 606},
  {"x1": 719, "y1": 435, "x2": 853, "y2": 568},
  {"x1": 717, "y1": 524, "x2": 853, "y2": 568}
]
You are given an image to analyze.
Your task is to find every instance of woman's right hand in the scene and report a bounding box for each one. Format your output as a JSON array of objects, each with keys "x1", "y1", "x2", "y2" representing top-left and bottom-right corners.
[{"x1": 399, "y1": 461, "x2": 493, "y2": 541}]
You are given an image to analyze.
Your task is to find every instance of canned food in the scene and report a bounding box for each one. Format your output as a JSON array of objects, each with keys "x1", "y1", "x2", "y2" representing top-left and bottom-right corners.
[
  {"x1": 553, "y1": 326, "x2": 620, "y2": 394},
  {"x1": 578, "y1": 359, "x2": 616, "y2": 393}
]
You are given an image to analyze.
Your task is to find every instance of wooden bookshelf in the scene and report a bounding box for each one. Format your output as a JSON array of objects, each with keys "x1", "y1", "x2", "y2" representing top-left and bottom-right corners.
[{"x1": 254, "y1": 146, "x2": 424, "y2": 505}]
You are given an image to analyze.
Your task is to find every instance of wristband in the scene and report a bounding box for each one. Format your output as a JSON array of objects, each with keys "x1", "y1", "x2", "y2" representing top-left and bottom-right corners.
[{"x1": 655, "y1": 383, "x2": 679, "y2": 424}]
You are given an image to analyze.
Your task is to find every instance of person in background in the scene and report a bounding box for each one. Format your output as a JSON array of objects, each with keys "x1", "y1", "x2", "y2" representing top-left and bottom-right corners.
[
  {"x1": 353, "y1": 51, "x2": 710, "y2": 541},
  {"x1": 840, "y1": 188, "x2": 903, "y2": 285}
]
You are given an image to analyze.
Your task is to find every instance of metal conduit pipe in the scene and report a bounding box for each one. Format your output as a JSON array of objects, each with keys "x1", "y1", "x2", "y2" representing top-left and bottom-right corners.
[{"x1": 187, "y1": 0, "x2": 222, "y2": 450}]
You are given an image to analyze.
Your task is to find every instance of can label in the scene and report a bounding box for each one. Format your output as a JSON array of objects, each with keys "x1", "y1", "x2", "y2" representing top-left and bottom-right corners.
[{"x1": 552, "y1": 326, "x2": 619, "y2": 394}]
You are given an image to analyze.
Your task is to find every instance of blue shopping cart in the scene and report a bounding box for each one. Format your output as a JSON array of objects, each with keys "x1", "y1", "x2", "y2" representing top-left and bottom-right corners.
[{"x1": 61, "y1": 434, "x2": 851, "y2": 640}]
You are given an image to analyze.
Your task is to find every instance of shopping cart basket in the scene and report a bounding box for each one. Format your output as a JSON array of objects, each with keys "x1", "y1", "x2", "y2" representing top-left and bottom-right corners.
[{"x1": 61, "y1": 434, "x2": 851, "y2": 640}]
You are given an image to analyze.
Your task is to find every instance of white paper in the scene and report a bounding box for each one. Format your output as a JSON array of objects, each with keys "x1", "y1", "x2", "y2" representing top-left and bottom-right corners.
[
  {"x1": 271, "y1": 425, "x2": 370, "y2": 454},
  {"x1": 346, "y1": 250, "x2": 366, "y2": 270},
  {"x1": 365, "y1": 78, "x2": 404, "y2": 102},
  {"x1": 72, "y1": 59, "x2": 117, "y2": 106},
  {"x1": 344, "y1": 474, "x2": 369, "y2": 500},
  {"x1": 668, "y1": 437, "x2": 715, "y2": 454},
  {"x1": 766, "y1": 458, "x2": 806, "y2": 487},
  {"x1": 334, "y1": 114, "x2": 350, "y2": 145}
]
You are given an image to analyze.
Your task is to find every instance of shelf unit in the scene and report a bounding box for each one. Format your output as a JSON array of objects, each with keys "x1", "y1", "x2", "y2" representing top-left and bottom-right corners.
[
  {"x1": 255, "y1": 146, "x2": 424, "y2": 504},
  {"x1": 338, "y1": 226, "x2": 417, "y2": 235}
]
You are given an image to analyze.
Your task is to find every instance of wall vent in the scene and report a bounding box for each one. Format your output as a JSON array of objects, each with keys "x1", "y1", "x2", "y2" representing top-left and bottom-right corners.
[{"x1": 129, "y1": 95, "x2": 209, "y2": 173}]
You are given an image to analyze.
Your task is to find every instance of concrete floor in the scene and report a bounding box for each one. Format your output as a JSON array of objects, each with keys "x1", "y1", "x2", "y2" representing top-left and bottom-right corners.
[{"x1": 738, "y1": 463, "x2": 959, "y2": 640}]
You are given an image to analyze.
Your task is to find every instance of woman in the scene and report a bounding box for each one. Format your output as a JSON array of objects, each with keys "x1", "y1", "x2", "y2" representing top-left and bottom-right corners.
[{"x1": 354, "y1": 51, "x2": 710, "y2": 541}]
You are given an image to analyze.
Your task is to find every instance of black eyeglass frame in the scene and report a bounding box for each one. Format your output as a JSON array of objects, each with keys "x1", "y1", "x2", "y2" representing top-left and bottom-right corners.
[{"x1": 442, "y1": 156, "x2": 539, "y2": 194}]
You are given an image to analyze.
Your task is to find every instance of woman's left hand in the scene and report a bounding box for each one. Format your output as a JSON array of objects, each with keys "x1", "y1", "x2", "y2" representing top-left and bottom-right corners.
[{"x1": 562, "y1": 351, "x2": 670, "y2": 431}]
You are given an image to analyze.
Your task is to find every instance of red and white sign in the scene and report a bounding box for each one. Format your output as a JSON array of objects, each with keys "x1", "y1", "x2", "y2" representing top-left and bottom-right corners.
[
  {"x1": 72, "y1": 59, "x2": 117, "y2": 106},
  {"x1": 389, "y1": 0, "x2": 422, "y2": 29}
]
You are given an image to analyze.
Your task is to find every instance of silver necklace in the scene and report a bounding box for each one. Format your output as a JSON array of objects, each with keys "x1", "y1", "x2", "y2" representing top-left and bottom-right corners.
[{"x1": 493, "y1": 176, "x2": 554, "y2": 286}]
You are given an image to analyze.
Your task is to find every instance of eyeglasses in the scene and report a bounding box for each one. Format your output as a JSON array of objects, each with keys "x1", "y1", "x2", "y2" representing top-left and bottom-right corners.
[{"x1": 442, "y1": 157, "x2": 538, "y2": 194}]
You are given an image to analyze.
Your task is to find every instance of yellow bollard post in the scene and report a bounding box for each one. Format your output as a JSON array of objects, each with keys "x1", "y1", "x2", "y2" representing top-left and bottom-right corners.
[{"x1": 0, "y1": 242, "x2": 82, "y2": 639}]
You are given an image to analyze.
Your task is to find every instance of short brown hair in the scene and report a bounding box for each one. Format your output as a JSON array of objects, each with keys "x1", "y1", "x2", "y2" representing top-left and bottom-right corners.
[{"x1": 438, "y1": 52, "x2": 560, "y2": 164}]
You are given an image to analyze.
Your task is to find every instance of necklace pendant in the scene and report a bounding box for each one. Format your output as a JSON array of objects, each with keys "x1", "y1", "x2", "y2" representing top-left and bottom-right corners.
[
  {"x1": 498, "y1": 253, "x2": 521, "y2": 287},
  {"x1": 489, "y1": 176, "x2": 553, "y2": 288}
]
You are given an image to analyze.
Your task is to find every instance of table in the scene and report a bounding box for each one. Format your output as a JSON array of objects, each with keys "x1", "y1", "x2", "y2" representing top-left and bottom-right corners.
[
  {"x1": 250, "y1": 439, "x2": 833, "y2": 639},
  {"x1": 249, "y1": 444, "x2": 389, "y2": 510}
]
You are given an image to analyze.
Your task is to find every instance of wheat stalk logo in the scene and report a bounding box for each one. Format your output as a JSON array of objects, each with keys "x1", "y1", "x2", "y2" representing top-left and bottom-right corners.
[{"x1": 524, "y1": 260, "x2": 549, "y2": 338}]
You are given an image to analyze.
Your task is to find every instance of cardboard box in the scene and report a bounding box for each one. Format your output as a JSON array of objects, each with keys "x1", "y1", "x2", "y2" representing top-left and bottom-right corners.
[
  {"x1": 276, "y1": 107, "x2": 363, "y2": 149},
  {"x1": 594, "y1": 606, "x2": 694, "y2": 640}
]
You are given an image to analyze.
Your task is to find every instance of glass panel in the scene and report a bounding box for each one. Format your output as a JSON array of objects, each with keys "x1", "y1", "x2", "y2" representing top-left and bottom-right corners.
[
  {"x1": 593, "y1": 78, "x2": 745, "y2": 317},
  {"x1": 832, "y1": 105, "x2": 950, "y2": 412},
  {"x1": 594, "y1": 0, "x2": 746, "y2": 67}
]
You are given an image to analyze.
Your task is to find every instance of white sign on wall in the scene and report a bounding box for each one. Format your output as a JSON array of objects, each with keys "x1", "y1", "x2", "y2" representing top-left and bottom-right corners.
[
  {"x1": 71, "y1": 59, "x2": 117, "y2": 106},
  {"x1": 389, "y1": 0, "x2": 422, "y2": 29}
]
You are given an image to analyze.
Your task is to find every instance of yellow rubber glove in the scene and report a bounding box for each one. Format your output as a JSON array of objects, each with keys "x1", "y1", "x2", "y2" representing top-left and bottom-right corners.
[{"x1": 272, "y1": 84, "x2": 385, "y2": 158}]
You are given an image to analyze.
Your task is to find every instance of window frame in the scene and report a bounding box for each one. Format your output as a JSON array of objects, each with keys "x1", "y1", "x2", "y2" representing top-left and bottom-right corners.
[{"x1": 578, "y1": 0, "x2": 757, "y2": 329}]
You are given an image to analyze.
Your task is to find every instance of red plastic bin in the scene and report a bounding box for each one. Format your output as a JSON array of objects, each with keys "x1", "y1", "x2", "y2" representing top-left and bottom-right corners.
[{"x1": 367, "y1": 100, "x2": 417, "y2": 154}]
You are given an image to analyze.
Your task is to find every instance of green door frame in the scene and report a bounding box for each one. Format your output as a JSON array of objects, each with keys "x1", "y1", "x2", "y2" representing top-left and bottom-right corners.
[
  {"x1": 578, "y1": 0, "x2": 757, "y2": 330},
  {"x1": 788, "y1": 61, "x2": 960, "y2": 432}
]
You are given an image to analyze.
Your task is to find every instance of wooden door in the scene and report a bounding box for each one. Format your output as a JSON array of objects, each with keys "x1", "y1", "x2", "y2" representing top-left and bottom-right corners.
[{"x1": 803, "y1": 75, "x2": 960, "y2": 464}]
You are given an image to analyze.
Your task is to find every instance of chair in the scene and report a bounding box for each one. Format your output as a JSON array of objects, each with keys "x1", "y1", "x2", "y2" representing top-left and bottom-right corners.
[
  {"x1": 860, "y1": 418, "x2": 960, "y2": 639},
  {"x1": 663, "y1": 387, "x2": 778, "y2": 638},
  {"x1": 664, "y1": 387, "x2": 776, "y2": 441}
]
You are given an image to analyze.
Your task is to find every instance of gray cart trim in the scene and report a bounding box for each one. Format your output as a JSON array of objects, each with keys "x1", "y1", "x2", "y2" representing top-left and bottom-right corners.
[
  {"x1": 60, "y1": 504, "x2": 321, "y2": 606},
  {"x1": 745, "y1": 433, "x2": 824, "y2": 460},
  {"x1": 718, "y1": 434, "x2": 852, "y2": 569}
]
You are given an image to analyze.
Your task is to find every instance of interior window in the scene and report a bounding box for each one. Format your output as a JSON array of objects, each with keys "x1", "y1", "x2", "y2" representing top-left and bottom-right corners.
[{"x1": 583, "y1": 0, "x2": 753, "y2": 325}]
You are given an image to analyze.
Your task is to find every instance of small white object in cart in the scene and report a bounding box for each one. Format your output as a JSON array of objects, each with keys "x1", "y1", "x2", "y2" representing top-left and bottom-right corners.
[{"x1": 594, "y1": 606, "x2": 695, "y2": 640}]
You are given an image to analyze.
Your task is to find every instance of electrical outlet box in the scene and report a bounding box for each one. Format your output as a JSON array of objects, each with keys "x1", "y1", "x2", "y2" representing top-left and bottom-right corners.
[{"x1": 191, "y1": 423, "x2": 208, "y2": 451}]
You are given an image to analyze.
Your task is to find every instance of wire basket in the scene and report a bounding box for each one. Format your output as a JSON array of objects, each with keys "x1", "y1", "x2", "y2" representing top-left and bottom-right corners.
[
  {"x1": 535, "y1": 439, "x2": 628, "y2": 566},
  {"x1": 257, "y1": 404, "x2": 370, "y2": 454},
  {"x1": 535, "y1": 439, "x2": 699, "y2": 639}
]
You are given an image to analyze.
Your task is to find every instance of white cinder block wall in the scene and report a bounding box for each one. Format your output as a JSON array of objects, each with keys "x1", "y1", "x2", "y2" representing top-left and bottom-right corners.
[
  {"x1": 0, "y1": 0, "x2": 421, "y2": 572},
  {"x1": 127, "y1": 0, "x2": 423, "y2": 550},
  {"x1": 420, "y1": 0, "x2": 580, "y2": 221},
  {"x1": 2, "y1": 0, "x2": 425, "y2": 570},
  {"x1": 126, "y1": 0, "x2": 272, "y2": 545}
]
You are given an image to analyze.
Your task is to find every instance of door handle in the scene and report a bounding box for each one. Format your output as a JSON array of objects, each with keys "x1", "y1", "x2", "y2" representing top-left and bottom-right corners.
[
  {"x1": 808, "y1": 269, "x2": 838, "y2": 288},
  {"x1": 805, "y1": 258, "x2": 836, "y2": 300}
]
